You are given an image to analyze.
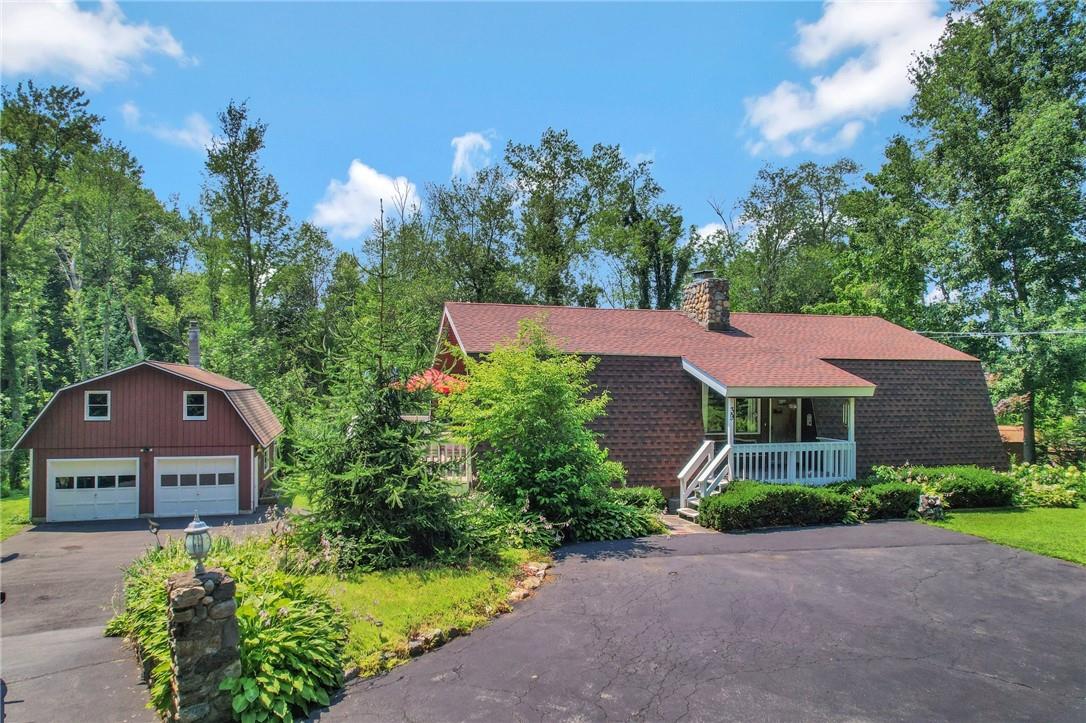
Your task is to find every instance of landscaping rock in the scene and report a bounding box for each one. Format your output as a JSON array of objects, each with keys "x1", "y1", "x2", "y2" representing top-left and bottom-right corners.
[
  {"x1": 408, "y1": 640, "x2": 424, "y2": 657},
  {"x1": 520, "y1": 576, "x2": 541, "y2": 590},
  {"x1": 418, "y1": 628, "x2": 444, "y2": 646},
  {"x1": 508, "y1": 588, "x2": 530, "y2": 602},
  {"x1": 523, "y1": 562, "x2": 550, "y2": 577}
]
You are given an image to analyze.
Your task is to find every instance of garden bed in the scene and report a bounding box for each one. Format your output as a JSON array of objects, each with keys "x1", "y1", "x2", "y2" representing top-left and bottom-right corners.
[{"x1": 107, "y1": 534, "x2": 548, "y2": 721}]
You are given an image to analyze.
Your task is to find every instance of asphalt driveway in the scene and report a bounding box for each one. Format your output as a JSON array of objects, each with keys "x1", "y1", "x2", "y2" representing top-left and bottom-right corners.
[
  {"x1": 315, "y1": 522, "x2": 1086, "y2": 722},
  {"x1": 0, "y1": 512, "x2": 268, "y2": 723}
]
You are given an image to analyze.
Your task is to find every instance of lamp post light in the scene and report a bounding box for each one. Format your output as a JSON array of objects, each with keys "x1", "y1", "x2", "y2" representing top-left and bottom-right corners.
[{"x1": 183, "y1": 513, "x2": 212, "y2": 575}]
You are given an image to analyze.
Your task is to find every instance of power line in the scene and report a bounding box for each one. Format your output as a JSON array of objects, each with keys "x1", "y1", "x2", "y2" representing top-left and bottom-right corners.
[{"x1": 915, "y1": 329, "x2": 1086, "y2": 337}]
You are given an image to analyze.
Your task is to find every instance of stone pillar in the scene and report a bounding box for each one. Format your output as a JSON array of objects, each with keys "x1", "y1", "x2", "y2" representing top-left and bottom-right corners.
[{"x1": 166, "y1": 568, "x2": 240, "y2": 723}]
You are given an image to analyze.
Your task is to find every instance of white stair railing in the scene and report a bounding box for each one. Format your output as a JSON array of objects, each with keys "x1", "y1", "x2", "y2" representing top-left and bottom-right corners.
[
  {"x1": 678, "y1": 441, "x2": 732, "y2": 508},
  {"x1": 677, "y1": 440, "x2": 713, "y2": 508}
]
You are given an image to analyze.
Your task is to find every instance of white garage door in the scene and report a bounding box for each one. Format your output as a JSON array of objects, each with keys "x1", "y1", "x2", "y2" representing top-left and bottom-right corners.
[
  {"x1": 47, "y1": 458, "x2": 139, "y2": 522},
  {"x1": 155, "y1": 456, "x2": 238, "y2": 517}
]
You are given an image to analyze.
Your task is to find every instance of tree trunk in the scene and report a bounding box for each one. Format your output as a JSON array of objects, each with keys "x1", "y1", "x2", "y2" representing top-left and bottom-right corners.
[
  {"x1": 1022, "y1": 383, "x2": 1036, "y2": 463},
  {"x1": 125, "y1": 304, "x2": 144, "y2": 358}
]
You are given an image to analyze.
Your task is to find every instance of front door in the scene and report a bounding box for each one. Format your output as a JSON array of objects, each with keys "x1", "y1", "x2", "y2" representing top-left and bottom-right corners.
[{"x1": 770, "y1": 399, "x2": 798, "y2": 443}]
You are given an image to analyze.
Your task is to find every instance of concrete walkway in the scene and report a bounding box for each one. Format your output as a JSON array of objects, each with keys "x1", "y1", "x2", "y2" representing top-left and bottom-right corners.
[
  {"x1": 313, "y1": 522, "x2": 1086, "y2": 722},
  {"x1": 0, "y1": 512, "x2": 268, "y2": 723}
]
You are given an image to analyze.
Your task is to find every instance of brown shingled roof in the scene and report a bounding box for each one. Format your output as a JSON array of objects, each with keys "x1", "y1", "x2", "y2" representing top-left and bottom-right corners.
[{"x1": 441, "y1": 302, "x2": 976, "y2": 391}]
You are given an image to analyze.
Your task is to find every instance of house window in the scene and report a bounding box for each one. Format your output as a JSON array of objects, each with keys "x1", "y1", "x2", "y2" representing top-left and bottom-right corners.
[
  {"x1": 184, "y1": 391, "x2": 207, "y2": 420},
  {"x1": 734, "y1": 398, "x2": 760, "y2": 435},
  {"x1": 85, "y1": 391, "x2": 111, "y2": 421},
  {"x1": 704, "y1": 389, "x2": 760, "y2": 436}
]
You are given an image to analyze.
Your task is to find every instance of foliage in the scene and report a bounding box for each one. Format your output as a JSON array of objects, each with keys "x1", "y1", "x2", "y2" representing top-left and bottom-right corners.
[
  {"x1": 456, "y1": 491, "x2": 562, "y2": 551},
  {"x1": 929, "y1": 507, "x2": 1086, "y2": 565},
  {"x1": 289, "y1": 368, "x2": 471, "y2": 571},
  {"x1": 698, "y1": 159, "x2": 859, "y2": 313},
  {"x1": 857, "y1": 482, "x2": 924, "y2": 520},
  {"x1": 696, "y1": 480, "x2": 853, "y2": 531},
  {"x1": 0, "y1": 487, "x2": 30, "y2": 541},
  {"x1": 610, "y1": 485, "x2": 668, "y2": 513},
  {"x1": 443, "y1": 320, "x2": 660, "y2": 545},
  {"x1": 1009, "y1": 462, "x2": 1085, "y2": 507},
  {"x1": 221, "y1": 574, "x2": 345, "y2": 723},
  {"x1": 105, "y1": 536, "x2": 345, "y2": 721},
  {"x1": 904, "y1": 0, "x2": 1086, "y2": 460},
  {"x1": 872, "y1": 465, "x2": 1017, "y2": 509}
]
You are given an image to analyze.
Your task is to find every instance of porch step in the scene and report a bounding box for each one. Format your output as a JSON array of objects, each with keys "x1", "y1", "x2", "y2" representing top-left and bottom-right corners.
[{"x1": 677, "y1": 507, "x2": 700, "y2": 522}]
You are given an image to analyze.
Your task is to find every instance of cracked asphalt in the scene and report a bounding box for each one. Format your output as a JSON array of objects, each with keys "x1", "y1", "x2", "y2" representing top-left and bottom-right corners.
[{"x1": 312, "y1": 522, "x2": 1086, "y2": 722}]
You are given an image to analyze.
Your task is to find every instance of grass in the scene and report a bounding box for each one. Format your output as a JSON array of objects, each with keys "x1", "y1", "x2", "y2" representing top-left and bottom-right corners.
[
  {"x1": 0, "y1": 488, "x2": 31, "y2": 541},
  {"x1": 928, "y1": 506, "x2": 1086, "y2": 565},
  {"x1": 312, "y1": 547, "x2": 543, "y2": 676}
]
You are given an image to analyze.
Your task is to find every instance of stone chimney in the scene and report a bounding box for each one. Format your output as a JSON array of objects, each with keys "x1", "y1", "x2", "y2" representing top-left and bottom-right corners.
[
  {"x1": 681, "y1": 270, "x2": 730, "y2": 331},
  {"x1": 188, "y1": 320, "x2": 201, "y2": 367}
]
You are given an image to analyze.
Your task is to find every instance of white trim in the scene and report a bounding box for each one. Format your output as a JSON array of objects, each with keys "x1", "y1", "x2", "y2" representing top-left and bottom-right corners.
[
  {"x1": 848, "y1": 397, "x2": 856, "y2": 443},
  {"x1": 84, "y1": 390, "x2": 111, "y2": 421},
  {"x1": 153, "y1": 455, "x2": 240, "y2": 517},
  {"x1": 183, "y1": 390, "x2": 208, "y2": 421},
  {"x1": 45, "y1": 456, "x2": 140, "y2": 522},
  {"x1": 681, "y1": 359, "x2": 728, "y2": 397},
  {"x1": 724, "y1": 385, "x2": 875, "y2": 398},
  {"x1": 250, "y1": 445, "x2": 257, "y2": 513}
]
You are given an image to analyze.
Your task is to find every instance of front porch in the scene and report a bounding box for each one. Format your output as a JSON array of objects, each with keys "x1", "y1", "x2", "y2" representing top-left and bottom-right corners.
[{"x1": 677, "y1": 388, "x2": 862, "y2": 509}]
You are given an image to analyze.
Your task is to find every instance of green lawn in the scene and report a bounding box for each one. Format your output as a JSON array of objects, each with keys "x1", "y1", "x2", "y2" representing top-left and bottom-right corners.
[
  {"x1": 0, "y1": 489, "x2": 31, "y2": 541},
  {"x1": 311, "y1": 547, "x2": 543, "y2": 676},
  {"x1": 928, "y1": 506, "x2": 1086, "y2": 565}
]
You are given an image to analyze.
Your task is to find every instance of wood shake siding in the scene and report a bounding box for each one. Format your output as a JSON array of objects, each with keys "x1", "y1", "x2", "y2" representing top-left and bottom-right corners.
[
  {"x1": 822, "y1": 359, "x2": 1006, "y2": 476},
  {"x1": 587, "y1": 355, "x2": 704, "y2": 497}
]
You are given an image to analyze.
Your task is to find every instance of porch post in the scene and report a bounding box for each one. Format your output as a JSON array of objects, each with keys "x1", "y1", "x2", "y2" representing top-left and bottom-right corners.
[
  {"x1": 847, "y1": 397, "x2": 857, "y2": 479},
  {"x1": 726, "y1": 397, "x2": 735, "y2": 448}
]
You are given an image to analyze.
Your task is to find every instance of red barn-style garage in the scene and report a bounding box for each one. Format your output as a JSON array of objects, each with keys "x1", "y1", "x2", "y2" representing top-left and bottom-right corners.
[{"x1": 14, "y1": 358, "x2": 282, "y2": 523}]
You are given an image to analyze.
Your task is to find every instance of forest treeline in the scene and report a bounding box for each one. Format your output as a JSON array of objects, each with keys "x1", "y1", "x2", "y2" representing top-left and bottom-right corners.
[{"x1": 1, "y1": 0, "x2": 1083, "y2": 483}]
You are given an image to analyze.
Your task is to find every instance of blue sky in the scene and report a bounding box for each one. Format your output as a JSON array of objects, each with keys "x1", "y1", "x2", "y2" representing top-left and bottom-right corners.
[{"x1": 3, "y1": 1, "x2": 948, "y2": 251}]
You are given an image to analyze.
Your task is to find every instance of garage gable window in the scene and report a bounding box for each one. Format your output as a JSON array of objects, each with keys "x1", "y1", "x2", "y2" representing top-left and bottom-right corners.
[
  {"x1": 85, "y1": 391, "x2": 111, "y2": 421},
  {"x1": 184, "y1": 391, "x2": 207, "y2": 420}
]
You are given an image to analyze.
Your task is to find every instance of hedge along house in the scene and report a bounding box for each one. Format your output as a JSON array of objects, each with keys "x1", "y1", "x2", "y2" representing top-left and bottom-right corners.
[
  {"x1": 15, "y1": 322, "x2": 283, "y2": 522},
  {"x1": 436, "y1": 271, "x2": 1006, "y2": 512}
]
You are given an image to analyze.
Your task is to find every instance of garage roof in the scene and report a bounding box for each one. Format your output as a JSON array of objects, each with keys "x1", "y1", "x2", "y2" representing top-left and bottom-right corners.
[{"x1": 14, "y1": 360, "x2": 284, "y2": 449}]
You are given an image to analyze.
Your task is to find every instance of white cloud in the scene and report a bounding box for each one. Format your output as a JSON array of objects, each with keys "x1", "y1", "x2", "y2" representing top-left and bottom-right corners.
[
  {"x1": 1, "y1": 0, "x2": 190, "y2": 87},
  {"x1": 744, "y1": 0, "x2": 945, "y2": 156},
  {"x1": 311, "y1": 160, "x2": 421, "y2": 240},
  {"x1": 696, "y1": 222, "x2": 728, "y2": 239},
  {"x1": 450, "y1": 131, "x2": 494, "y2": 177},
  {"x1": 121, "y1": 102, "x2": 212, "y2": 151}
]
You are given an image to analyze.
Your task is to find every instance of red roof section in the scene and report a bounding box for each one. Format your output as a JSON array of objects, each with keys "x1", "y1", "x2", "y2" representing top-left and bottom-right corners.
[
  {"x1": 147, "y1": 360, "x2": 254, "y2": 390},
  {"x1": 441, "y1": 302, "x2": 976, "y2": 390}
]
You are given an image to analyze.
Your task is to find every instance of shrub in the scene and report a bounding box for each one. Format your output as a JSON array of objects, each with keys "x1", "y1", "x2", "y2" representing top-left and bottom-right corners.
[
  {"x1": 610, "y1": 485, "x2": 667, "y2": 513},
  {"x1": 857, "y1": 482, "x2": 923, "y2": 519},
  {"x1": 457, "y1": 491, "x2": 562, "y2": 551},
  {"x1": 570, "y1": 492, "x2": 665, "y2": 541},
  {"x1": 1010, "y1": 462, "x2": 1085, "y2": 507},
  {"x1": 697, "y1": 481, "x2": 852, "y2": 531},
  {"x1": 106, "y1": 536, "x2": 345, "y2": 722},
  {"x1": 871, "y1": 465, "x2": 1016, "y2": 508},
  {"x1": 443, "y1": 320, "x2": 653, "y2": 545}
]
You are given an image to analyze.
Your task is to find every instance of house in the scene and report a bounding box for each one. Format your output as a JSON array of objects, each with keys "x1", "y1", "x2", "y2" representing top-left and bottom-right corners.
[
  {"x1": 14, "y1": 322, "x2": 282, "y2": 522},
  {"x1": 436, "y1": 271, "x2": 1006, "y2": 509}
]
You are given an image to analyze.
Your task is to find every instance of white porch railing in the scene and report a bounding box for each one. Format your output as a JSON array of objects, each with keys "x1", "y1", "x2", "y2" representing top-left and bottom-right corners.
[
  {"x1": 730, "y1": 439, "x2": 855, "y2": 485},
  {"x1": 678, "y1": 438, "x2": 856, "y2": 508}
]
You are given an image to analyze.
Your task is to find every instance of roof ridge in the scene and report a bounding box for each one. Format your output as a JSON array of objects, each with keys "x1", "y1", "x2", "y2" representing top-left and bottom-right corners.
[{"x1": 445, "y1": 301, "x2": 683, "y2": 313}]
